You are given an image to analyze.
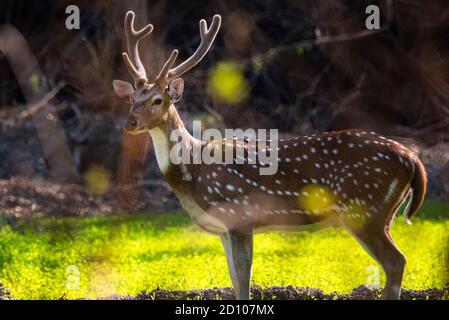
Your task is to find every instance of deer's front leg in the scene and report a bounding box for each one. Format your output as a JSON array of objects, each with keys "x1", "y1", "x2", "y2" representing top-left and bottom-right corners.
[{"x1": 220, "y1": 229, "x2": 253, "y2": 300}]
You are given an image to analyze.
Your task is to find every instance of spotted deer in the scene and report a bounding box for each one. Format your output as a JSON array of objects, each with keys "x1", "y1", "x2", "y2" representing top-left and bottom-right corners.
[{"x1": 113, "y1": 11, "x2": 427, "y2": 300}]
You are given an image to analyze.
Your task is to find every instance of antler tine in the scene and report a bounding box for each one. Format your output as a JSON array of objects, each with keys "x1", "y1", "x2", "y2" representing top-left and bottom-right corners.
[
  {"x1": 155, "y1": 49, "x2": 179, "y2": 84},
  {"x1": 122, "y1": 11, "x2": 153, "y2": 86},
  {"x1": 166, "y1": 14, "x2": 221, "y2": 81}
]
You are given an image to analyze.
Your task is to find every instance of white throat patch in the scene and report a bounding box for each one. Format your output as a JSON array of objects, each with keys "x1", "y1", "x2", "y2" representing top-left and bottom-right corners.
[{"x1": 149, "y1": 127, "x2": 170, "y2": 174}]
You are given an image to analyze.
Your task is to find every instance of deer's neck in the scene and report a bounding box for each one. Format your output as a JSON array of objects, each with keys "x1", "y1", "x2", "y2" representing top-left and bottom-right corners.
[{"x1": 149, "y1": 105, "x2": 199, "y2": 178}]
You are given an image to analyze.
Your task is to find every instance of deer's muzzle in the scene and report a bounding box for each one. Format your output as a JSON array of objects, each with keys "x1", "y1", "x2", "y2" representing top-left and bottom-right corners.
[{"x1": 124, "y1": 116, "x2": 139, "y2": 132}]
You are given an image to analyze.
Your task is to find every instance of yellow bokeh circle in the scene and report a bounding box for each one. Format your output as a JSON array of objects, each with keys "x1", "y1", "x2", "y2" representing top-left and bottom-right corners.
[
  {"x1": 208, "y1": 61, "x2": 249, "y2": 104},
  {"x1": 84, "y1": 164, "x2": 111, "y2": 195},
  {"x1": 297, "y1": 184, "x2": 336, "y2": 214}
]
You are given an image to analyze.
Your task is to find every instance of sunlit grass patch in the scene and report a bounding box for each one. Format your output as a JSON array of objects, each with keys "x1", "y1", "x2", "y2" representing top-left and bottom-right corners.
[{"x1": 0, "y1": 201, "x2": 448, "y2": 299}]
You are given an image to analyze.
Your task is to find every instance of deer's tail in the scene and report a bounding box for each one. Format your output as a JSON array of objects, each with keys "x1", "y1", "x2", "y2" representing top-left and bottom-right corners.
[{"x1": 403, "y1": 155, "x2": 427, "y2": 224}]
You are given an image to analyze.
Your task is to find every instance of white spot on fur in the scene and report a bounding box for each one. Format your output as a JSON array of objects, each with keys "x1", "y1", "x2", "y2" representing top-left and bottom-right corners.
[{"x1": 384, "y1": 179, "x2": 399, "y2": 203}]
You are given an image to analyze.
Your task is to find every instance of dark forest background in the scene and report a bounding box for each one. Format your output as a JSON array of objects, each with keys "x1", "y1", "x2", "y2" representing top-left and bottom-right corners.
[{"x1": 1, "y1": 0, "x2": 449, "y2": 216}]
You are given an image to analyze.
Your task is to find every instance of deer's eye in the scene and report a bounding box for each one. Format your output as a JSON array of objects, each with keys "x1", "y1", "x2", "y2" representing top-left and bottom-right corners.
[{"x1": 152, "y1": 97, "x2": 163, "y2": 105}]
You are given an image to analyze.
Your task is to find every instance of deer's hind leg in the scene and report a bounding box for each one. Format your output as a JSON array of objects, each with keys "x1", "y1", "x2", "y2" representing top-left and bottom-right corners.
[
  {"x1": 220, "y1": 229, "x2": 253, "y2": 300},
  {"x1": 348, "y1": 222, "x2": 406, "y2": 300}
]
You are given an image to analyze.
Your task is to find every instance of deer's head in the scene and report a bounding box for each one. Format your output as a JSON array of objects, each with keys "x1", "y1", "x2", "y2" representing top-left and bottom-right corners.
[{"x1": 113, "y1": 11, "x2": 221, "y2": 135}]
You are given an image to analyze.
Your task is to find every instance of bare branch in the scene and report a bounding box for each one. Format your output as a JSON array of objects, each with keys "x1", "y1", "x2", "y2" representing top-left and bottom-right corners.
[{"x1": 16, "y1": 81, "x2": 66, "y2": 119}]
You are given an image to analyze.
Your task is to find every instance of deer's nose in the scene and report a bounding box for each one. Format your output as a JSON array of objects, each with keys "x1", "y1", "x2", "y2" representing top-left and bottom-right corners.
[{"x1": 124, "y1": 116, "x2": 138, "y2": 131}]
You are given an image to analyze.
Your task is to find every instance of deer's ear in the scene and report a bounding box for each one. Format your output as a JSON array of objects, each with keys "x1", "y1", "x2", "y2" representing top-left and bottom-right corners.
[
  {"x1": 113, "y1": 80, "x2": 135, "y2": 97},
  {"x1": 168, "y1": 78, "x2": 184, "y2": 102}
]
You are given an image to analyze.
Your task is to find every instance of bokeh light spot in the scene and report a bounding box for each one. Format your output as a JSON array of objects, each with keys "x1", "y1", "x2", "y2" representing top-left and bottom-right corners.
[
  {"x1": 208, "y1": 61, "x2": 249, "y2": 104},
  {"x1": 297, "y1": 184, "x2": 336, "y2": 214},
  {"x1": 84, "y1": 164, "x2": 111, "y2": 195},
  {"x1": 30, "y1": 73, "x2": 40, "y2": 94}
]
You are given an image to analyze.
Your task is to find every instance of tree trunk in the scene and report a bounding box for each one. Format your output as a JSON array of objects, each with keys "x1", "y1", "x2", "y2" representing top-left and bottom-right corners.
[{"x1": 0, "y1": 25, "x2": 80, "y2": 183}]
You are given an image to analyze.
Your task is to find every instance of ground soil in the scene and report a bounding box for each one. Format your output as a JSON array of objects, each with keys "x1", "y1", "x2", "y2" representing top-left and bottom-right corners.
[
  {"x1": 90, "y1": 285, "x2": 448, "y2": 300},
  {"x1": 1, "y1": 282, "x2": 446, "y2": 300},
  {"x1": 0, "y1": 282, "x2": 11, "y2": 300},
  {"x1": 0, "y1": 176, "x2": 179, "y2": 219},
  {"x1": 129, "y1": 285, "x2": 449, "y2": 300}
]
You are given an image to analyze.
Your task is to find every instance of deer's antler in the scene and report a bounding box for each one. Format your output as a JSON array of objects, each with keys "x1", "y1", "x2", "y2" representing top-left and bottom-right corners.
[
  {"x1": 156, "y1": 14, "x2": 222, "y2": 84},
  {"x1": 122, "y1": 11, "x2": 153, "y2": 86}
]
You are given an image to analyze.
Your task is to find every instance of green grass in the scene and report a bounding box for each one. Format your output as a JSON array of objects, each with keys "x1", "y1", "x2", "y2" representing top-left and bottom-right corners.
[{"x1": 0, "y1": 201, "x2": 448, "y2": 300}]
